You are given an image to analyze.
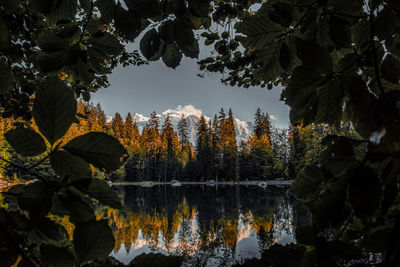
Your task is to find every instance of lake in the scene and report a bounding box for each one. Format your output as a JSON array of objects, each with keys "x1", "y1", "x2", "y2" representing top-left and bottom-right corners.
[{"x1": 94, "y1": 184, "x2": 309, "y2": 266}]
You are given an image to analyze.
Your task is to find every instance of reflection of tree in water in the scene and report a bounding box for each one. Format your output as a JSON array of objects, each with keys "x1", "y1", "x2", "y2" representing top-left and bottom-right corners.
[{"x1": 94, "y1": 185, "x2": 299, "y2": 266}]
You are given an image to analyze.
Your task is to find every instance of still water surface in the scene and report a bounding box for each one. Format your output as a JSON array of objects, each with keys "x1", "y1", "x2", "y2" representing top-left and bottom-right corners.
[{"x1": 95, "y1": 185, "x2": 307, "y2": 266}]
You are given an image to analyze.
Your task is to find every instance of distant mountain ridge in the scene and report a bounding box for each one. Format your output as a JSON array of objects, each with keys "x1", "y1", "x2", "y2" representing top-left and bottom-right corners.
[{"x1": 127, "y1": 105, "x2": 253, "y2": 144}]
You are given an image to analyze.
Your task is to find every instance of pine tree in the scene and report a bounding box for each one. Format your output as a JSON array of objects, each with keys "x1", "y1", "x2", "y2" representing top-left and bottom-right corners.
[
  {"x1": 177, "y1": 114, "x2": 189, "y2": 148},
  {"x1": 161, "y1": 114, "x2": 179, "y2": 181},
  {"x1": 211, "y1": 114, "x2": 221, "y2": 180},
  {"x1": 112, "y1": 112, "x2": 124, "y2": 139},
  {"x1": 141, "y1": 111, "x2": 161, "y2": 181},
  {"x1": 95, "y1": 103, "x2": 107, "y2": 130},
  {"x1": 254, "y1": 108, "x2": 271, "y2": 139},
  {"x1": 124, "y1": 113, "x2": 135, "y2": 141},
  {"x1": 221, "y1": 108, "x2": 238, "y2": 180},
  {"x1": 195, "y1": 115, "x2": 211, "y2": 181},
  {"x1": 254, "y1": 108, "x2": 264, "y2": 139}
]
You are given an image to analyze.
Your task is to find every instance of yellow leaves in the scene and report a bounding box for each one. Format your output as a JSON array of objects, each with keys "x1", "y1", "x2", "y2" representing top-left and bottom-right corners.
[
  {"x1": 250, "y1": 134, "x2": 272, "y2": 150},
  {"x1": 57, "y1": 72, "x2": 66, "y2": 80}
]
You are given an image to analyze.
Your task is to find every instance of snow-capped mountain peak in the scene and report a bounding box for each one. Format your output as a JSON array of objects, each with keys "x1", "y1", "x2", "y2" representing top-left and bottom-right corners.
[
  {"x1": 133, "y1": 113, "x2": 150, "y2": 122},
  {"x1": 127, "y1": 105, "x2": 252, "y2": 144}
]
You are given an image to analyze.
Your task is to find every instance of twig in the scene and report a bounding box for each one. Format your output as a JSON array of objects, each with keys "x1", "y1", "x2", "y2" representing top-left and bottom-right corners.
[
  {"x1": 0, "y1": 156, "x2": 48, "y2": 183},
  {"x1": 26, "y1": 154, "x2": 50, "y2": 171},
  {"x1": 369, "y1": 5, "x2": 385, "y2": 96},
  {"x1": 335, "y1": 212, "x2": 353, "y2": 241},
  {"x1": 277, "y1": 2, "x2": 316, "y2": 39},
  {"x1": 0, "y1": 227, "x2": 40, "y2": 267},
  {"x1": 79, "y1": 0, "x2": 94, "y2": 43}
]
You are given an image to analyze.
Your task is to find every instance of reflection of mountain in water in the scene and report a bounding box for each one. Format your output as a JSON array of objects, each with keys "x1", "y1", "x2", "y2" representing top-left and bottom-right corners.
[{"x1": 95, "y1": 185, "x2": 308, "y2": 266}]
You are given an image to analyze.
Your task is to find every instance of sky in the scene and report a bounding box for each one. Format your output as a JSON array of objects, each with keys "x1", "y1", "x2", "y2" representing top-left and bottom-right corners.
[{"x1": 90, "y1": 55, "x2": 290, "y2": 128}]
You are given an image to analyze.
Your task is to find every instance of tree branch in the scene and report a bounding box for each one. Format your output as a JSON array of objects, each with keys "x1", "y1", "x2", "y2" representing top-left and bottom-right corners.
[
  {"x1": 0, "y1": 156, "x2": 48, "y2": 183},
  {"x1": 79, "y1": 0, "x2": 94, "y2": 43},
  {"x1": 369, "y1": 6, "x2": 385, "y2": 96}
]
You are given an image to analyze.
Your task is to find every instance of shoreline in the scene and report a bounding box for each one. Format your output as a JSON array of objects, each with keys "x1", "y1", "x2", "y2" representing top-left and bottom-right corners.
[{"x1": 111, "y1": 180, "x2": 292, "y2": 187}]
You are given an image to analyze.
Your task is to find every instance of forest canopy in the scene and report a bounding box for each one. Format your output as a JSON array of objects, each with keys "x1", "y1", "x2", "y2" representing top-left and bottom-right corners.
[{"x1": 0, "y1": 0, "x2": 400, "y2": 266}]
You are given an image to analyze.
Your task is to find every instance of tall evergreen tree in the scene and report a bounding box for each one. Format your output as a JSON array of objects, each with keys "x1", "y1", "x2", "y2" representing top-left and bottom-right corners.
[
  {"x1": 177, "y1": 114, "x2": 189, "y2": 148},
  {"x1": 195, "y1": 115, "x2": 211, "y2": 181},
  {"x1": 211, "y1": 114, "x2": 221, "y2": 180},
  {"x1": 141, "y1": 111, "x2": 161, "y2": 181},
  {"x1": 254, "y1": 108, "x2": 271, "y2": 139},
  {"x1": 112, "y1": 112, "x2": 124, "y2": 139},
  {"x1": 221, "y1": 108, "x2": 238, "y2": 180},
  {"x1": 124, "y1": 113, "x2": 135, "y2": 141},
  {"x1": 161, "y1": 114, "x2": 178, "y2": 181},
  {"x1": 95, "y1": 103, "x2": 107, "y2": 130}
]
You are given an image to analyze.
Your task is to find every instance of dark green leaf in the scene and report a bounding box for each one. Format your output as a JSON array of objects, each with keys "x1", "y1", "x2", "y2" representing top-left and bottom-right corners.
[
  {"x1": 36, "y1": 30, "x2": 70, "y2": 52},
  {"x1": 73, "y1": 220, "x2": 115, "y2": 264},
  {"x1": 280, "y1": 39, "x2": 301, "y2": 73},
  {"x1": 364, "y1": 225, "x2": 393, "y2": 252},
  {"x1": 168, "y1": 0, "x2": 186, "y2": 17},
  {"x1": 174, "y1": 21, "x2": 199, "y2": 58},
  {"x1": 51, "y1": 150, "x2": 92, "y2": 179},
  {"x1": 320, "y1": 136, "x2": 358, "y2": 176},
  {"x1": 40, "y1": 245, "x2": 76, "y2": 267},
  {"x1": 125, "y1": 0, "x2": 161, "y2": 19},
  {"x1": 255, "y1": 41, "x2": 283, "y2": 81},
  {"x1": 315, "y1": 79, "x2": 344, "y2": 124},
  {"x1": 348, "y1": 167, "x2": 381, "y2": 216},
  {"x1": 86, "y1": 19, "x2": 106, "y2": 36},
  {"x1": 159, "y1": 20, "x2": 176, "y2": 44},
  {"x1": 269, "y1": 2, "x2": 296, "y2": 28},
  {"x1": 35, "y1": 51, "x2": 65, "y2": 72},
  {"x1": 236, "y1": 14, "x2": 281, "y2": 50},
  {"x1": 48, "y1": 0, "x2": 78, "y2": 24},
  {"x1": 72, "y1": 59, "x2": 95, "y2": 83},
  {"x1": 375, "y1": 8, "x2": 399, "y2": 41},
  {"x1": 17, "y1": 182, "x2": 53, "y2": 215},
  {"x1": 0, "y1": 17, "x2": 9, "y2": 50},
  {"x1": 327, "y1": 0, "x2": 364, "y2": 17},
  {"x1": 63, "y1": 132, "x2": 128, "y2": 172},
  {"x1": 79, "y1": 0, "x2": 91, "y2": 12},
  {"x1": 316, "y1": 19, "x2": 334, "y2": 50},
  {"x1": 72, "y1": 178, "x2": 123, "y2": 209},
  {"x1": 387, "y1": 35, "x2": 400, "y2": 57},
  {"x1": 285, "y1": 66, "x2": 322, "y2": 108},
  {"x1": 140, "y1": 29, "x2": 163, "y2": 61},
  {"x1": 381, "y1": 54, "x2": 400, "y2": 83},
  {"x1": 329, "y1": 17, "x2": 351, "y2": 49},
  {"x1": 295, "y1": 38, "x2": 333, "y2": 74},
  {"x1": 291, "y1": 165, "x2": 325, "y2": 200},
  {"x1": 309, "y1": 178, "x2": 348, "y2": 228},
  {"x1": 162, "y1": 43, "x2": 182, "y2": 69},
  {"x1": 95, "y1": 0, "x2": 115, "y2": 22},
  {"x1": 32, "y1": 78, "x2": 77, "y2": 144},
  {"x1": 89, "y1": 34, "x2": 124, "y2": 56},
  {"x1": 188, "y1": 0, "x2": 210, "y2": 18},
  {"x1": 5, "y1": 127, "x2": 46, "y2": 156},
  {"x1": 30, "y1": 218, "x2": 69, "y2": 245},
  {"x1": 87, "y1": 47, "x2": 109, "y2": 74},
  {"x1": 0, "y1": 60, "x2": 13, "y2": 94},
  {"x1": 114, "y1": 4, "x2": 142, "y2": 41},
  {"x1": 62, "y1": 190, "x2": 96, "y2": 223},
  {"x1": 351, "y1": 20, "x2": 370, "y2": 50}
]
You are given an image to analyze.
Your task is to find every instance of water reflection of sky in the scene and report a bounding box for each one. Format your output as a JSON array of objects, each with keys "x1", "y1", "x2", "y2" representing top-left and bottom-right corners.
[{"x1": 106, "y1": 186, "x2": 297, "y2": 266}]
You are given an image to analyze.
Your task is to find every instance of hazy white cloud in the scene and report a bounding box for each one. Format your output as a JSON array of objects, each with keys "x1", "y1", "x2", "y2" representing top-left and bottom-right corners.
[
  {"x1": 162, "y1": 104, "x2": 204, "y2": 118},
  {"x1": 269, "y1": 114, "x2": 277, "y2": 120}
]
